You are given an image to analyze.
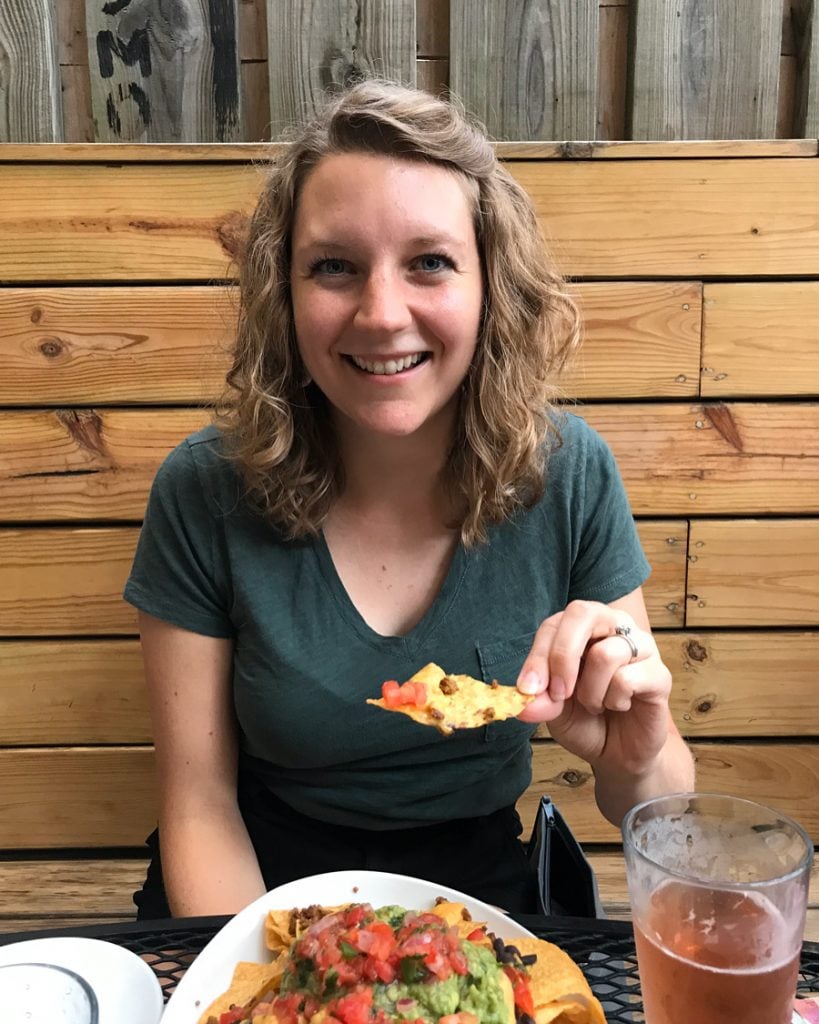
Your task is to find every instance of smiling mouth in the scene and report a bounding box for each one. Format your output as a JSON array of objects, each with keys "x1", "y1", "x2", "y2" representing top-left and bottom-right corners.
[{"x1": 347, "y1": 353, "x2": 429, "y2": 376}]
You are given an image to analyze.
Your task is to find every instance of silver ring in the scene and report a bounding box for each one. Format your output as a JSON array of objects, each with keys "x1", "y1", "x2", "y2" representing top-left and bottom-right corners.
[{"x1": 614, "y1": 624, "x2": 639, "y2": 661}]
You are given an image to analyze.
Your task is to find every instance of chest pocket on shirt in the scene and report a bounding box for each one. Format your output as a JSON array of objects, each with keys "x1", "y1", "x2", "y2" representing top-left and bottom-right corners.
[{"x1": 476, "y1": 631, "x2": 537, "y2": 743}]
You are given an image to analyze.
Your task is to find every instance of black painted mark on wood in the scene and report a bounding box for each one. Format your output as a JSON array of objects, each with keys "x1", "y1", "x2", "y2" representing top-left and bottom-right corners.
[
  {"x1": 106, "y1": 94, "x2": 122, "y2": 134},
  {"x1": 102, "y1": 0, "x2": 133, "y2": 15},
  {"x1": 208, "y1": 0, "x2": 240, "y2": 140},
  {"x1": 129, "y1": 82, "x2": 151, "y2": 124},
  {"x1": 97, "y1": 27, "x2": 152, "y2": 78}
]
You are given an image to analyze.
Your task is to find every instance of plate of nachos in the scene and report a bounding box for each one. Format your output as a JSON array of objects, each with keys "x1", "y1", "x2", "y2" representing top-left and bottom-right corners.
[{"x1": 161, "y1": 870, "x2": 606, "y2": 1024}]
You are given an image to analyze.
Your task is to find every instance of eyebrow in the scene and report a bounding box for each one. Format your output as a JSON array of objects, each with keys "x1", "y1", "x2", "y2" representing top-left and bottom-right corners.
[{"x1": 295, "y1": 233, "x2": 469, "y2": 253}]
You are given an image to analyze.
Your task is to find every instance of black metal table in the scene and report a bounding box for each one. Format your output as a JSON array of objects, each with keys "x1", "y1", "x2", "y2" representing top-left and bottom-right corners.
[{"x1": 2, "y1": 915, "x2": 818, "y2": 1022}]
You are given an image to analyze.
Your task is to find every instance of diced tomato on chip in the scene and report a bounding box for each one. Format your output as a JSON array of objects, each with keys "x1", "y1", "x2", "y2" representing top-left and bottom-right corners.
[{"x1": 503, "y1": 965, "x2": 535, "y2": 1018}]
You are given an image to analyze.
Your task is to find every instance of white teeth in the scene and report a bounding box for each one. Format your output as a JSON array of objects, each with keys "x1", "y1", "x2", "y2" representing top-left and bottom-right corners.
[{"x1": 350, "y1": 353, "x2": 425, "y2": 375}]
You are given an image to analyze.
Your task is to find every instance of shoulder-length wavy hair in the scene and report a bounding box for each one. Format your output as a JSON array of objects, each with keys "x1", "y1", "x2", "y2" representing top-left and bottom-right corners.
[{"x1": 217, "y1": 79, "x2": 580, "y2": 546}]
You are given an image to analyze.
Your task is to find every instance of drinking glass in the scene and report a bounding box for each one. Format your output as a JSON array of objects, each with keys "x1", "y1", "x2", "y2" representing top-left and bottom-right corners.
[
  {"x1": 622, "y1": 792, "x2": 813, "y2": 1024},
  {"x1": 0, "y1": 963, "x2": 99, "y2": 1024}
]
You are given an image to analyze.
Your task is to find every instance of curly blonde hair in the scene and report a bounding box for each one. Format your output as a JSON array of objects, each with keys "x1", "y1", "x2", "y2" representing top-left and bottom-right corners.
[{"x1": 217, "y1": 79, "x2": 580, "y2": 546}]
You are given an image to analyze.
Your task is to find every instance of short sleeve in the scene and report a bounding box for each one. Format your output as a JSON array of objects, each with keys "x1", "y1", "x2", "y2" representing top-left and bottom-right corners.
[
  {"x1": 123, "y1": 438, "x2": 234, "y2": 638},
  {"x1": 567, "y1": 421, "x2": 651, "y2": 604}
]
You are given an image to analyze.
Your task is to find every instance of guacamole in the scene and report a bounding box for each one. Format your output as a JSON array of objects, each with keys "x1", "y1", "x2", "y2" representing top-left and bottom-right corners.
[{"x1": 270, "y1": 903, "x2": 517, "y2": 1023}]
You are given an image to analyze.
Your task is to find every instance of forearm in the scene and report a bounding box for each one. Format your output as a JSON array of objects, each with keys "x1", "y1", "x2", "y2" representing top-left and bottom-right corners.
[
  {"x1": 592, "y1": 728, "x2": 695, "y2": 828},
  {"x1": 158, "y1": 799, "x2": 266, "y2": 917}
]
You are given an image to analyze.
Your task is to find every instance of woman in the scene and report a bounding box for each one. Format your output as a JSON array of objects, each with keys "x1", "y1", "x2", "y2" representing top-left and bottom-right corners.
[{"x1": 125, "y1": 80, "x2": 694, "y2": 919}]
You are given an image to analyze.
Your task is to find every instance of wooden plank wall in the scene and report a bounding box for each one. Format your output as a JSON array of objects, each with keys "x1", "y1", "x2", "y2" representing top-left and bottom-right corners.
[
  {"x1": 0, "y1": 0, "x2": 815, "y2": 142},
  {"x1": 1, "y1": 142, "x2": 818, "y2": 870}
]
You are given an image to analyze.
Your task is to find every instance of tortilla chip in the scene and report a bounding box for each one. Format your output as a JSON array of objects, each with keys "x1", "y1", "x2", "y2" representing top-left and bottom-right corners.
[
  {"x1": 428, "y1": 900, "x2": 492, "y2": 944},
  {"x1": 197, "y1": 959, "x2": 283, "y2": 1024},
  {"x1": 265, "y1": 904, "x2": 346, "y2": 954},
  {"x1": 367, "y1": 662, "x2": 533, "y2": 736},
  {"x1": 512, "y1": 937, "x2": 607, "y2": 1024}
]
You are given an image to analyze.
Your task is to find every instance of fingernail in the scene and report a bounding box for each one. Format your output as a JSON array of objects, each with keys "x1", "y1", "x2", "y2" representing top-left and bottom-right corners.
[
  {"x1": 518, "y1": 670, "x2": 541, "y2": 695},
  {"x1": 550, "y1": 676, "x2": 566, "y2": 700}
]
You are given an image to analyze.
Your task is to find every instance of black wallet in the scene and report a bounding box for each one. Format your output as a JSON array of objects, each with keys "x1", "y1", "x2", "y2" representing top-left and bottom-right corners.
[{"x1": 527, "y1": 795, "x2": 606, "y2": 918}]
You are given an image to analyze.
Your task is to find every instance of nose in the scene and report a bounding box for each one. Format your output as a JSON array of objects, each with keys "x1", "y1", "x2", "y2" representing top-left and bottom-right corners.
[{"x1": 353, "y1": 268, "x2": 413, "y2": 335}]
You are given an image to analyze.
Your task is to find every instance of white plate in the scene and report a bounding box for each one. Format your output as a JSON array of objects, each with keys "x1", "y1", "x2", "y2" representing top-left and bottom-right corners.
[
  {"x1": 162, "y1": 869, "x2": 536, "y2": 1024},
  {"x1": 0, "y1": 936, "x2": 163, "y2": 1024}
]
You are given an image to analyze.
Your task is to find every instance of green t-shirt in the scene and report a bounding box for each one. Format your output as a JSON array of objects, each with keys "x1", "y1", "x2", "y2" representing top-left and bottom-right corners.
[{"x1": 124, "y1": 413, "x2": 649, "y2": 829}]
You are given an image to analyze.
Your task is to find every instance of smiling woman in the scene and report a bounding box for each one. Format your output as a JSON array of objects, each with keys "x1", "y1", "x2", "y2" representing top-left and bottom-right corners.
[
  {"x1": 122, "y1": 79, "x2": 694, "y2": 925},
  {"x1": 289, "y1": 152, "x2": 483, "y2": 444}
]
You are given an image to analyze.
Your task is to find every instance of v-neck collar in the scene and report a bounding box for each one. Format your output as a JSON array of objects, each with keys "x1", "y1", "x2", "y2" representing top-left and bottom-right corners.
[{"x1": 312, "y1": 530, "x2": 468, "y2": 657}]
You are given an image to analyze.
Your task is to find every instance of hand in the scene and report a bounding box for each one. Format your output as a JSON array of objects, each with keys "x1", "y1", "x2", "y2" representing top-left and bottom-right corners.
[{"x1": 516, "y1": 598, "x2": 673, "y2": 776}]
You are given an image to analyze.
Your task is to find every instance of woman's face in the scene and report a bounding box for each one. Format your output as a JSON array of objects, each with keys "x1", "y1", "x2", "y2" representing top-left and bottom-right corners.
[{"x1": 290, "y1": 152, "x2": 484, "y2": 442}]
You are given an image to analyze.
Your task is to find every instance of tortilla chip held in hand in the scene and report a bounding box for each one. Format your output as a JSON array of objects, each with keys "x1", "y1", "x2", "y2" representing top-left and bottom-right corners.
[{"x1": 367, "y1": 662, "x2": 534, "y2": 736}]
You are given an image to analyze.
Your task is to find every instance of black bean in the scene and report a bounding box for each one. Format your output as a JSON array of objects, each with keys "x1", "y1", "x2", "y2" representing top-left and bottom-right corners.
[{"x1": 520, "y1": 953, "x2": 538, "y2": 966}]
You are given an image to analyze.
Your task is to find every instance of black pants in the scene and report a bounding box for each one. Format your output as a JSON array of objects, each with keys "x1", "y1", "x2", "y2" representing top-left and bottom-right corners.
[{"x1": 134, "y1": 777, "x2": 538, "y2": 919}]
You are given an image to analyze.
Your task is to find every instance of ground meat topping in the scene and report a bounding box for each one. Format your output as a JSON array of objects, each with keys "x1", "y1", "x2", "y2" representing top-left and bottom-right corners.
[
  {"x1": 439, "y1": 676, "x2": 459, "y2": 694},
  {"x1": 482, "y1": 707, "x2": 496, "y2": 721}
]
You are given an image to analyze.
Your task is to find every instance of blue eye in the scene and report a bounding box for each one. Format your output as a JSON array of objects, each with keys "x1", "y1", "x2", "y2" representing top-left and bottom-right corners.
[
  {"x1": 416, "y1": 253, "x2": 453, "y2": 273},
  {"x1": 311, "y1": 258, "x2": 348, "y2": 276}
]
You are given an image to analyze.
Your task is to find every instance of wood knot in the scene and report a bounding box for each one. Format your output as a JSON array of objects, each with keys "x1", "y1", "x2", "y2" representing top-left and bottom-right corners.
[
  {"x1": 685, "y1": 639, "x2": 708, "y2": 663},
  {"x1": 30, "y1": 307, "x2": 43, "y2": 324},
  {"x1": 560, "y1": 769, "x2": 585, "y2": 787},
  {"x1": 40, "y1": 337, "x2": 64, "y2": 358},
  {"x1": 694, "y1": 695, "x2": 716, "y2": 715},
  {"x1": 216, "y1": 211, "x2": 249, "y2": 260}
]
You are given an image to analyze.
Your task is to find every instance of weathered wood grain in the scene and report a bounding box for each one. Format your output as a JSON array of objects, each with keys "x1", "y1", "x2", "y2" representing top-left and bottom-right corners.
[
  {"x1": 630, "y1": 0, "x2": 781, "y2": 140},
  {"x1": 0, "y1": 282, "x2": 697, "y2": 405},
  {"x1": 416, "y1": 59, "x2": 448, "y2": 96},
  {"x1": 267, "y1": 0, "x2": 415, "y2": 138},
  {"x1": 597, "y1": 0, "x2": 628, "y2": 141},
  {"x1": 0, "y1": 528, "x2": 139, "y2": 636},
  {"x1": 0, "y1": 747, "x2": 156, "y2": 848},
  {"x1": 0, "y1": 409, "x2": 209, "y2": 520},
  {"x1": 794, "y1": 0, "x2": 818, "y2": 136},
  {"x1": 450, "y1": 0, "x2": 598, "y2": 141},
  {"x1": 702, "y1": 282, "x2": 819, "y2": 396},
  {"x1": 13, "y1": 401, "x2": 818, "y2": 522},
  {"x1": 1, "y1": 139, "x2": 813, "y2": 161},
  {"x1": 634, "y1": 521, "x2": 688, "y2": 629},
  {"x1": 6, "y1": 630, "x2": 818, "y2": 747},
  {"x1": 5, "y1": 155, "x2": 819, "y2": 280},
  {"x1": 0, "y1": 162, "x2": 258, "y2": 281},
  {"x1": 0, "y1": 522, "x2": 682, "y2": 636},
  {"x1": 513, "y1": 157, "x2": 819, "y2": 277},
  {"x1": 0, "y1": 858, "x2": 147, "y2": 918},
  {"x1": 0, "y1": 0, "x2": 62, "y2": 142},
  {"x1": 0, "y1": 286, "x2": 235, "y2": 405},
  {"x1": 85, "y1": 0, "x2": 241, "y2": 142},
  {"x1": 416, "y1": 0, "x2": 448, "y2": 56},
  {"x1": 0, "y1": 640, "x2": 151, "y2": 745},
  {"x1": 656, "y1": 631, "x2": 819, "y2": 738},
  {"x1": 687, "y1": 519, "x2": 819, "y2": 626},
  {"x1": 523, "y1": 742, "x2": 819, "y2": 842},
  {"x1": 565, "y1": 282, "x2": 701, "y2": 398},
  {"x1": 579, "y1": 402, "x2": 819, "y2": 516}
]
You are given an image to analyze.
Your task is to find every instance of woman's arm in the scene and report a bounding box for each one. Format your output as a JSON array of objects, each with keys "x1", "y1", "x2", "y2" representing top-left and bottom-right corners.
[
  {"x1": 517, "y1": 588, "x2": 695, "y2": 827},
  {"x1": 139, "y1": 611, "x2": 266, "y2": 915}
]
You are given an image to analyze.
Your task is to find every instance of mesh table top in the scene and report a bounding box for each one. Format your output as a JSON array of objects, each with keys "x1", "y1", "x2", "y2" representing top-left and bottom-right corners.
[{"x1": 2, "y1": 914, "x2": 818, "y2": 1022}]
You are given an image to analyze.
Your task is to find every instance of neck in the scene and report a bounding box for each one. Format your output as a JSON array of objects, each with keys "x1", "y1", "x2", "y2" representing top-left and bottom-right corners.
[{"x1": 334, "y1": 413, "x2": 456, "y2": 516}]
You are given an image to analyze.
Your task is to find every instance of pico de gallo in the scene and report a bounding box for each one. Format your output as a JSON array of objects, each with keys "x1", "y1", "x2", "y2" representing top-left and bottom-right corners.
[{"x1": 210, "y1": 903, "x2": 534, "y2": 1024}]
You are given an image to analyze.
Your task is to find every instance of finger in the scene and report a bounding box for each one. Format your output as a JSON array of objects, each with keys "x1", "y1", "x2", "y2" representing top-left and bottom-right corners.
[
  {"x1": 546, "y1": 601, "x2": 632, "y2": 702},
  {"x1": 516, "y1": 614, "x2": 561, "y2": 696},
  {"x1": 517, "y1": 690, "x2": 565, "y2": 723},
  {"x1": 572, "y1": 632, "x2": 653, "y2": 715}
]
